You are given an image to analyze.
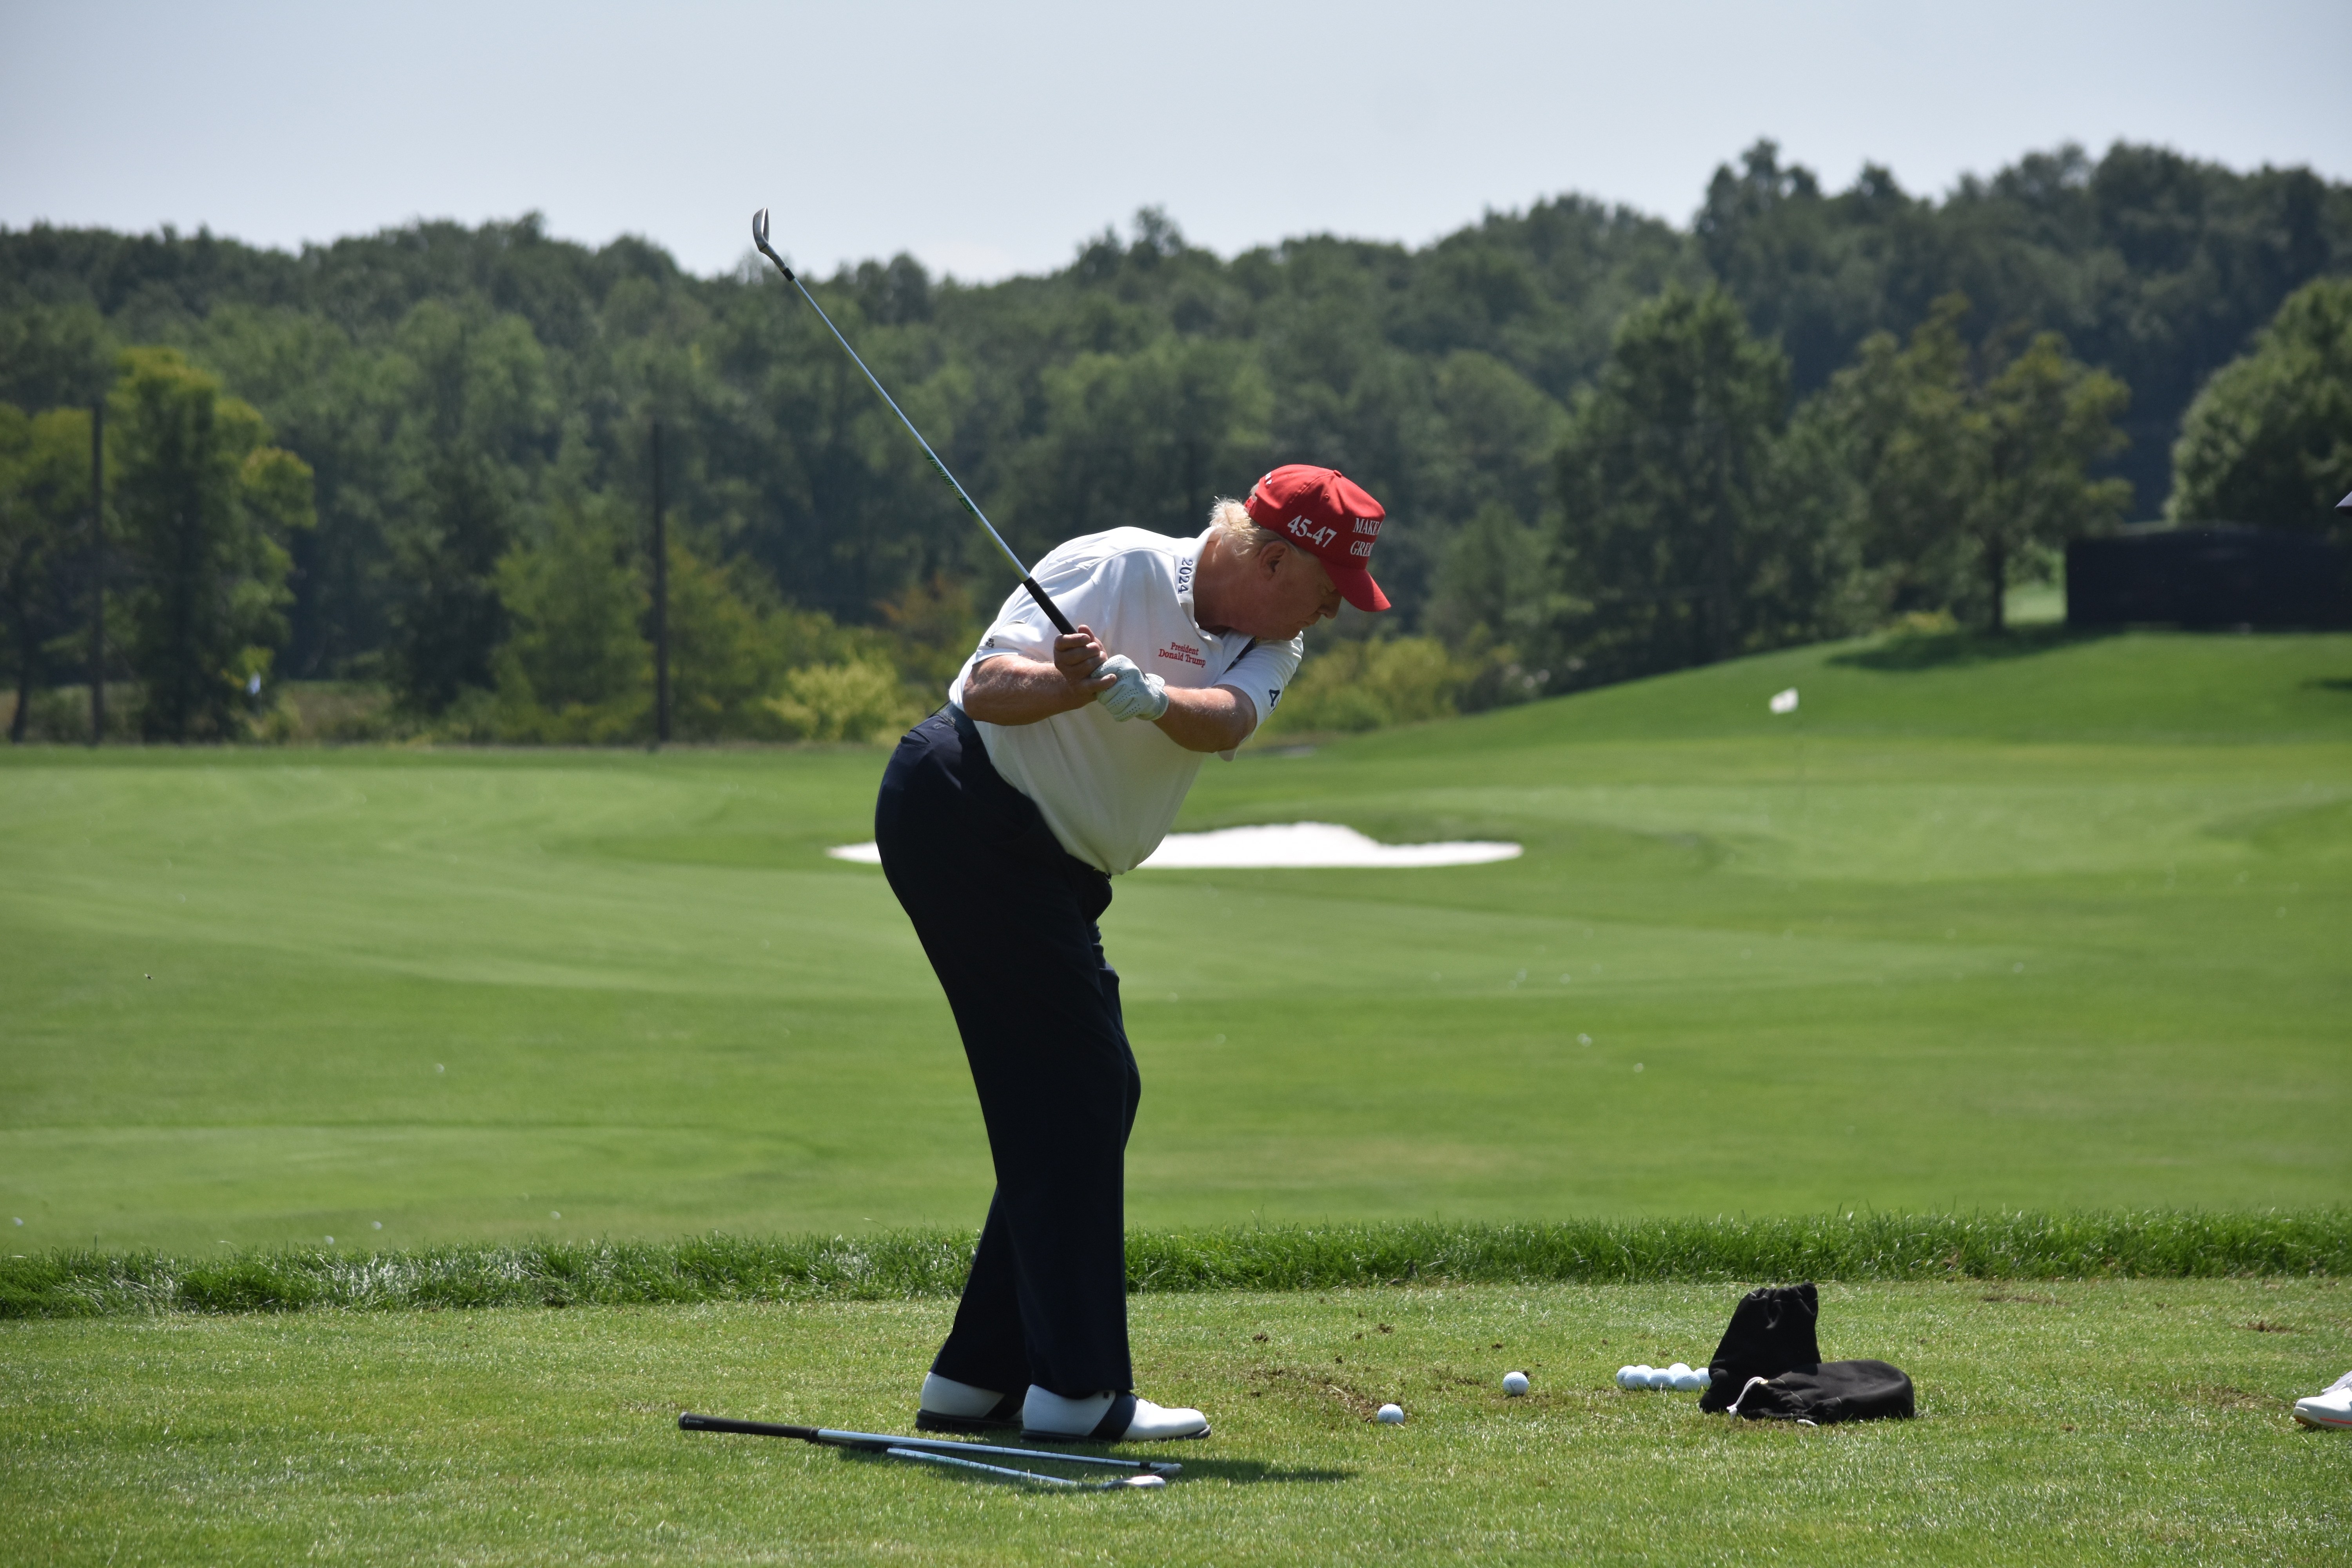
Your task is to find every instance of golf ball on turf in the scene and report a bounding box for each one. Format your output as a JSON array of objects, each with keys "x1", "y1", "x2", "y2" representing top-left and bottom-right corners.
[
  {"x1": 1376, "y1": 1403, "x2": 1405, "y2": 1424},
  {"x1": 1674, "y1": 1367, "x2": 1709, "y2": 1392},
  {"x1": 1617, "y1": 1365, "x2": 1646, "y2": 1388},
  {"x1": 1503, "y1": 1371, "x2": 1530, "y2": 1396},
  {"x1": 1645, "y1": 1367, "x2": 1676, "y2": 1389}
]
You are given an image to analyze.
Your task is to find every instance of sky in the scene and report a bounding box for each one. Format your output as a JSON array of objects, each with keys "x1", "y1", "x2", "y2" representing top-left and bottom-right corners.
[{"x1": 4, "y1": 1, "x2": 2348, "y2": 284}]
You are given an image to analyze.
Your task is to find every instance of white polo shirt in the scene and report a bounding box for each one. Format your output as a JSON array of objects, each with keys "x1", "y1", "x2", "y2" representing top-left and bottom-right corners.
[{"x1": 948, "y1": 527, "x2": 1303, "y2": 874}]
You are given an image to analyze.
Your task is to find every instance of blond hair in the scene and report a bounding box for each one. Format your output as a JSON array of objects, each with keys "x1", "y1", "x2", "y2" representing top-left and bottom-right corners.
[{"x1": 1208, "y1": 497, "x2": 1281, "y2": 557}]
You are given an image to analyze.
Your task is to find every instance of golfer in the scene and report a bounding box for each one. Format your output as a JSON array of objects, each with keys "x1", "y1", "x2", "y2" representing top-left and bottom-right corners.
[{"x1": 874, "y1": 465, "x2": 1391, "y2": 1443}]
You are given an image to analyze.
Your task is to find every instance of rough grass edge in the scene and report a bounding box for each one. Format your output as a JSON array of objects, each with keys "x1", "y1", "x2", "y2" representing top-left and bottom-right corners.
[{"x1": 4, "y1": 1210, "x2": 2344, "y2": 1319}]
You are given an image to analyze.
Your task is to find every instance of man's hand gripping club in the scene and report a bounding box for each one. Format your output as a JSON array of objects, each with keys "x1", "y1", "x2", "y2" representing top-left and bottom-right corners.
[
  {"x1": 1036, "y1": 628, "x2": 1165, "y2": 722},
  {"x1": 960, "y1": 626, "x2": 1256, "y2": 753},
  {"x1": 1093, "y1": 652, "x2": 1168, "y2": 722}
]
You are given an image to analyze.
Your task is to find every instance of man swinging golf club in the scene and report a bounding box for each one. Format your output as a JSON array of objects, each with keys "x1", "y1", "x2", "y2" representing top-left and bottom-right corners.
[{"x1": 873, "y1": 465, "x2": 1391, "y2": 1443}]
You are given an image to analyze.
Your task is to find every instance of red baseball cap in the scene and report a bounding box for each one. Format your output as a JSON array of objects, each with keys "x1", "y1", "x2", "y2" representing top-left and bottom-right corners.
[{"x1": 1243, "y1": 465, "x2": 1391, "y2": 612}]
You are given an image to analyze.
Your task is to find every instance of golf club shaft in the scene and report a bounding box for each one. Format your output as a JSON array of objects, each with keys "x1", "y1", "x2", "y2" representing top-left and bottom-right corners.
[
  {"x1": 750, "y1": 209, "x2": 1076, "y2": 637},
  {"x1": 884, "y1": 1446, "x2": 1160, "y2": 1489},
  {"x1": 676, "y1": 1413, "x2": 1180, "y2": 1474}
]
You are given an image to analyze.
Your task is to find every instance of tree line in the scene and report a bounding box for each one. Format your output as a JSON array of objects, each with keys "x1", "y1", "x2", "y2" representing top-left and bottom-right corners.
[{"x1": 2, "y1": 139, "x2": 2346, "y2": 742}]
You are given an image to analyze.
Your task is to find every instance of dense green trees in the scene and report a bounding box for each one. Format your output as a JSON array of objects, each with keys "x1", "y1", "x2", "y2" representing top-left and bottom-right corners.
[
  {"x1": 107, "y1": 348, "x2": 313, "y2": 740},
  {"x1": 0, "y1": 139, "x2": 2343, "y2": 741},
  {"x1": 388, "y1": 448, "x2": 512, "y2": 713},
  {"x1": 1552, "y1": 287, "x2": 1829, "y2": 683},
  {"x1": 1698, "y1": 140, "x2": 2340, "y2": 509},
  {"x1": 1817, "y1": 296, "x2": 2132, "y2": 632},
  {"x1": 0, "y1": 404, "x2": 89, "y2": 740},
  {"x1": 2168, "y1": 277, "x2": 2352, "y2": 533}
]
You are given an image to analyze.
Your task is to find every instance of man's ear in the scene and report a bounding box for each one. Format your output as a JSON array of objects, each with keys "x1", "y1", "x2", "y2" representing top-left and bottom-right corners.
[{"x1": 1259, "y1": 539, "x2": 1290, "y2": 575}]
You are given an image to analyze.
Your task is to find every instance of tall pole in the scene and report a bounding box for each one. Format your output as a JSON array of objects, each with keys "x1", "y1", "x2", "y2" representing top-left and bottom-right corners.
[
  {"x1": 651, "y1": 421, "x2": 670, "y2": 746},
  {"x1": 87, "y1": 400, "x2": 104, "y2": 746}
]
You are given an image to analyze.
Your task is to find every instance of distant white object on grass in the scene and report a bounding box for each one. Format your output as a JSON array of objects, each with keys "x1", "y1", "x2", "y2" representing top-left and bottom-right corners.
[
  {"x1": 1644, "y1": 1367, "x2": 1676, "y2": 1389},
  {"x1": 1503, "y1": 1371, "x2": 1530, "y2": 1396},
  {"x1": 1376, "y1": 1403, "x2": 1405, "y2": 1424},
  {"x1": 1769, "y1": 688, "x2": 1799, "y2": 715},
  {"x1": 1672, "y1": 1365, "x2": 1709, "y2": 1392},
  {"x1": 1616, "y1": 1365, "x2": 1650, "y2": 1388},
  {"x1": 827, "y1": 822, "x2": 1523, "y2": 869}
]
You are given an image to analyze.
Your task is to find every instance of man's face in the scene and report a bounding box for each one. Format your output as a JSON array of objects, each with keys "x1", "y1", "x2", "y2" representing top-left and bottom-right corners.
[{"x1": 1231, "y1": 541, "x2": 1344, "y2": 640}]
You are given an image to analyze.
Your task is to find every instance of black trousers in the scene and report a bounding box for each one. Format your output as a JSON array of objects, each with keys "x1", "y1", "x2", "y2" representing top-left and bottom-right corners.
[{"x1": 873, "y1": 706, "x2": 1141, "y2": 1399}]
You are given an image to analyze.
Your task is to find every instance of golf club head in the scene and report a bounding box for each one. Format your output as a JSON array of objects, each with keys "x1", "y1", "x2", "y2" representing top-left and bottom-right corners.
[
  {"x1": 1121, "y1": 1474, "x2": 1168, "y2": 1488},
  {"x1": 750, "y1": 208, "x2": 794, "y2": 281}
]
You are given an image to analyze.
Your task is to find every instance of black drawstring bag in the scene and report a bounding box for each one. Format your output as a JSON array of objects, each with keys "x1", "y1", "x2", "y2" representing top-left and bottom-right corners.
[{"x1": 1698, "y1": 1282, "x2": 1915, "y2": 1424}]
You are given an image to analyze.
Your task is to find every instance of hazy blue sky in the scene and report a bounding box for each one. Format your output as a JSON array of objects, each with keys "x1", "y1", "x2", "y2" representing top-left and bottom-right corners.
[{"x1": 5, "y1": 1, "x2": 2347, "y2": 282}]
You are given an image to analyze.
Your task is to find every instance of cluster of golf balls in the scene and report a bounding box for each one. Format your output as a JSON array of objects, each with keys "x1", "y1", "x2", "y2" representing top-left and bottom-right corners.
[{"x1": 1618, "y1": 1361, "x2": 1710, "y2": 1392}]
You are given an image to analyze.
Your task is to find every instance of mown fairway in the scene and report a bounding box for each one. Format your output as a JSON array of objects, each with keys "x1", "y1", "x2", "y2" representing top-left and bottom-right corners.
[
  {"x1": 5, "y1": 1278, "x2": 2347, "y2": 1564},
  {"x1": 3, "y1": 629, "x2": 2348, "y2": 1249}
]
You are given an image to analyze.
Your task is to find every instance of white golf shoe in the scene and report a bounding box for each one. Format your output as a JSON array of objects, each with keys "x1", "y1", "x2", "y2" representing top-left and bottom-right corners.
[
  {"x1": 2293, "y1": 1370, "x2": 2352, "y2": 1430},
  {"x1": 1020, "y1": 1385, "x2": 1210, "y2": 1443},
  {"x1": 914, "y1": 1372, "x2": 1024, "y2": 1434}
]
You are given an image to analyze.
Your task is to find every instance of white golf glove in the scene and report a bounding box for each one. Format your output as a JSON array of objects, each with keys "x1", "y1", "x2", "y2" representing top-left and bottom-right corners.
[{"x1": 1094, "y1": 655, "x2": 1169, "y2": 722}]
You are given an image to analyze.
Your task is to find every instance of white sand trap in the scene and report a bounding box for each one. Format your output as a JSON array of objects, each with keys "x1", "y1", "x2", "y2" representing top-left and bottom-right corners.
[
  {"x1": 1139, "y1": 822, "x2": 1521, "y2": 869},
  {"x1": 826, "y1": 822, "x2": 1521, "y2": 869}
]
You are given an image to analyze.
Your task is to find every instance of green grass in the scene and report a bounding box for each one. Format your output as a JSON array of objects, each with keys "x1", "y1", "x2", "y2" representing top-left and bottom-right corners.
[
  {"x1": 3, "y1": 629, "x2": 2348, "y2": 1249},
  {"x1": 5, "y1": 1279, "x2": 2346, "y2": 1564},
  {"x1": 9, "y1": 1212, "x2": 2349, "y2": 1318},
  {"x1": 5, "y1": 627, "x2": 2350, "y2": 1564}
]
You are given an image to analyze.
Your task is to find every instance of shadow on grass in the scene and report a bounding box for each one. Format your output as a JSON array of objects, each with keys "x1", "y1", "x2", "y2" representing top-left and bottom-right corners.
[
  {"x1": 1830, "y1": 624, "x2": 2109, "y2": 672},
  {"x1": 2308, "y1": 677, "x2": 2352, "y2": 694},
  {"x1": 1161, "y1": 1459, "x2": 1356, "y2": 1486},
  {"x1": 838, "y1": 1448, "x2": 1355, "y2": 1488}
]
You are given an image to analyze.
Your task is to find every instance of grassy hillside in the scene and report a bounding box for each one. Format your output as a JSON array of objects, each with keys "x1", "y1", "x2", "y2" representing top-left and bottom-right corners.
[
  {"x1": 1391, "y1": 627, "x2": 2352, "y2": 747},
  {"x1": 2, "y1": 629, "x2": 2346, "y2": 1249}
]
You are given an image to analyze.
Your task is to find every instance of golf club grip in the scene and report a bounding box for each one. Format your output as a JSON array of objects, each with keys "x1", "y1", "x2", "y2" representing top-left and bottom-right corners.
[
  {"x1": 678, "y1": 1413, "x2": 820, "y2": 1441},
  {"x1": 1022, "y1": 576, "x2": 1077, "y2": 636}
]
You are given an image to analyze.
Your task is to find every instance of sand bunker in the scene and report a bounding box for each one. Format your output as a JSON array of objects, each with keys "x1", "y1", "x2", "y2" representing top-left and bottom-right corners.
[{"x1": 827, "y1": 822, "x2": 1521, "y2": 870}]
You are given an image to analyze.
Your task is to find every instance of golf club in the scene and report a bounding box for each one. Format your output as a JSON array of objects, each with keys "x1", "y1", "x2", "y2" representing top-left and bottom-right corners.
[
  {"x1": 676, "y1": 1412, "x2": 1182, "y2": 1475},
  {"x1": 884, "y1": 1446, "x2": 1167, "y2": 1490},
  {"x1": 750, "y1": 208, "x2": 1077, "y2": 637}
]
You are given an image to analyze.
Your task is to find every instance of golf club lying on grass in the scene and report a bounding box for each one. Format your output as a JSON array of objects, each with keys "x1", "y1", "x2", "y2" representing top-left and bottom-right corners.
[
  {"x1": 884, "y1": 1445, "x2": 1167, "y2": 1490},
  {"x1": 750, "y1": 208, "x2": 1077, "y2": 639},
  {"x1": 677, "y1": 1412, "x2": 1180, "y2": 1488}
]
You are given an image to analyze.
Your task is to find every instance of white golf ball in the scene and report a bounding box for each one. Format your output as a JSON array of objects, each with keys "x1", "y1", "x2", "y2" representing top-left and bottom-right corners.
[
  {"x1": 1673, "y1": 1368, "x2": 1708, "y2": 1392},
  {"x1": 1503, "y1": 1371, "x2": 1530, "y2": 1396},
  {"x1": 1376, "y1": 1403, "x2": 1405, "y2": 1425},
  {"x1": 1644, "y1": 1367, "x2": 1675, "y2": 1389},
  {"x1": 1617, "y1": 1365, "x2": 1646, "y2": 1389}
]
